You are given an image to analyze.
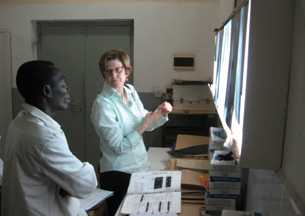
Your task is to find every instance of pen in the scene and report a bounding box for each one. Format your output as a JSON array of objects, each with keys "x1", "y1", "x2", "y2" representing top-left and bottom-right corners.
[
  {"x1": 145, "y1": 202, "x2": 149, "y2": 212},
  {"x1": 167, "y1": 201, "x2": 170, "y2": 212}
]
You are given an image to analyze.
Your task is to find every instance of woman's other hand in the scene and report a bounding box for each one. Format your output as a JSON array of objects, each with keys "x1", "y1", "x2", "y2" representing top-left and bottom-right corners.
[
  {"x1": 137, "y1": 102, "x2": 172, "y2": 135},
  {"x1": 137, "y1": 112, "x2": 154, "y2": 134}
]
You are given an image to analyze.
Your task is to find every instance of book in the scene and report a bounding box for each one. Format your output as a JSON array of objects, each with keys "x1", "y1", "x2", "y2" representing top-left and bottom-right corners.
[
  {"x1": 176, "y1": 158, "x2": 210, "y2": 171},
  {"x1": 181, "y1": 169, "x2": 208, "y2": 190},
  {"x1": 79, "y1": 188, "x2": 113, "y2": 211},
  {"x1": 221, "y1": 210, "x2": 263, "y2": 216},
  {"x1": 168, "y1": 145, "x2": 209, "y2": 158},
  {"x1": 175, "y1": 134, "x2": 209, "y2": 150},
  {"x1": 120, "y1": 171, "x2": 182, "y2": 215}
]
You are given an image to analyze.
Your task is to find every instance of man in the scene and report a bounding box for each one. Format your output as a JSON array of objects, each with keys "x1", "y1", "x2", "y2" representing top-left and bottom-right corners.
[{"x1": 1, "y1": 60, "x2": 98, "y2": 216}]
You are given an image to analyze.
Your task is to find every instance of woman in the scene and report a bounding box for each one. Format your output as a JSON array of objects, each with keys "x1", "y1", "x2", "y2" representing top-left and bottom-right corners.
[{"x1": 91, "y1": 49, "x2": 172, "y2": 215}]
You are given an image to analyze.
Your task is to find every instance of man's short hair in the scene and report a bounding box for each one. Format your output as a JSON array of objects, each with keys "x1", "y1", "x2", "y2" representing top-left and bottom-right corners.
[{"x1": 16, "y1": 60, "x2": 60, "y2": 102}]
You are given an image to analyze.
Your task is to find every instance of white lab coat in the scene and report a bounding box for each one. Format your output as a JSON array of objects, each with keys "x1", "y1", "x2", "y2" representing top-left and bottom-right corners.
[{"x1": 1, "y1": 104, "x2": 97, "y2": 216}]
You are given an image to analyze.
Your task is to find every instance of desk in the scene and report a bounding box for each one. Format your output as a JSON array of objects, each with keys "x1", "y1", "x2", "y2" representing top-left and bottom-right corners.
[{"x1": 115, "y1": 147, "x2": 204, "y2": 216}]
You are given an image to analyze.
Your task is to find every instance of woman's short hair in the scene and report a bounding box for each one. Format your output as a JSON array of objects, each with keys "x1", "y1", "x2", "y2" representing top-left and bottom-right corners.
[
  {"x1": 16, "y1": 60, "x2": 60, "y2": 103},
  {"x1": 98, "y1": 49, "x2": 132, "y2": 78}
]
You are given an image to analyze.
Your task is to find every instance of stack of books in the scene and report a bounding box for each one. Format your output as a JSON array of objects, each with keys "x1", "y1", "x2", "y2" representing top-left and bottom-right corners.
[
  {"x1": 166, "y1": 134, "x2": 209, "y2": 214},
  {"x1": 205, "y1": 148, "x2": 241, "y2": 215}
]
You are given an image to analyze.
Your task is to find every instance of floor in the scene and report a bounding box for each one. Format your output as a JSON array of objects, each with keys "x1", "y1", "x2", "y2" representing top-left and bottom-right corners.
[{"x1": 246, "y1": 169, "x2": 302, "y2": 216}]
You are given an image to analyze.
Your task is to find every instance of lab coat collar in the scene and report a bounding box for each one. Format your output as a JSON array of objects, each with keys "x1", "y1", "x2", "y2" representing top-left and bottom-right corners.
[
  {"x1": 102, "y1": 82, "x2": 132, "y2": 99},
  {"x1": 22, "y1": 103, "x2": 62, "y2": 130}
]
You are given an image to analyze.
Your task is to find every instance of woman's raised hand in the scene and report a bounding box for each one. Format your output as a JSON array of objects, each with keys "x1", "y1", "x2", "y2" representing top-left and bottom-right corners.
[{"x1": 156, "y1": 101, "x2": 173, "y2": 116}]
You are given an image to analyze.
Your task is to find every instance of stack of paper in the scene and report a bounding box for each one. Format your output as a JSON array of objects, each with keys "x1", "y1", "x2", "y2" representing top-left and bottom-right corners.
[
  {"x1": 169, "y1": 134, "x2": 209, "y2": 213},
  {"x1": 120, "y1": 171, "x2": 182, "y2": 215},
  {"x1": 80, "y1": 188, "x2": 113, "y2": 211},
  {"x1": 176, "y1": 158, "x2": 210, "y2": 171},
  {"x1": 205, "y1": 150, "x2": 241, "y2": 214},
  {"x1": 181, "y1": 169, "x2": 207, "y2": 190}
]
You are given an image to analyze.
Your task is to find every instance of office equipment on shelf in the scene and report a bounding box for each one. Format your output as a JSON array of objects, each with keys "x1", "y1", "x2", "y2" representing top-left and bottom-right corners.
[
  {"x1": 120, "y1": 171, "x2": 182, "y2": 215},
  {"x1": 172, "y1": 83, "x2": 216, "y2": 115},
  {"x1": 80, "y1": 188, "x2": 113, "y2": 211}
]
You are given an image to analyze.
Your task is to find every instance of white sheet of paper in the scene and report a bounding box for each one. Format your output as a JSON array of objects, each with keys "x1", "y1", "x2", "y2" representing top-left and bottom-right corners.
[
  {"x1": 121, "y1": 192, "x2": 181, "y2": 214},
  {"x1": 147, "y1": 147, "x2": 171, "y2": 170},
  {"x1": 79, "y1": 188, "x2": 113, "y2": 211},
  {"x1": 127, "y1": 171, "x2": 181, "y2": 194}
]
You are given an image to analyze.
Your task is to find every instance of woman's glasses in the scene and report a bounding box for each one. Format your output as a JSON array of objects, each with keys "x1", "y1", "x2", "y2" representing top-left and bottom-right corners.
[{"x1": 105, "y1": 66, "x2": 125, "y2": 76}]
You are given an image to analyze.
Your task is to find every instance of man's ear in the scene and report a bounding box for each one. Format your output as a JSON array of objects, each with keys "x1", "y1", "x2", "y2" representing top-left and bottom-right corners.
[{"x1": 42, "y1": 84, "x2": 53, "y2": 98}]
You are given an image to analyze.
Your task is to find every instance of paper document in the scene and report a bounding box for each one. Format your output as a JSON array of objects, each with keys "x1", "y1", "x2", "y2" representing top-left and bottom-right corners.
[
  {"x1": 80, "y1": 188, "x2": 113, "y2": 211},
  {"x1": 127, "y1": 170, "x2": 181, "y2": 194},
  {"x1": 122, "y1": 192, "x2": 181, "y2": 214},
  {"x1": 121, "y1": 171, "x2": 182, "y2": 215}
]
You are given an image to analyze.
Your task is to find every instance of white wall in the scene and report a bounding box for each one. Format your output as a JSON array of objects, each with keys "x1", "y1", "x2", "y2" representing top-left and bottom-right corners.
[
  {"x1": 0, "y1": 31, "x2": 13, "y2": 138},
  {"x1": 282, "y1": 0, "x2": 305, "y2": 212},
  {"x1": 0, "y1": 1, "x2": 221, "y2": 92},
  {"x1": 218, "y1": 0, "x2": 235, "y2": 24}
]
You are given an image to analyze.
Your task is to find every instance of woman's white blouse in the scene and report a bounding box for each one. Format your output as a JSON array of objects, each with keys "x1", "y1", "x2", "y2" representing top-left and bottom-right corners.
[
  {"x1": 2, "y1": 103, "x2": 97, "y2": 216},
  {"x1": 91, "y1": 83, "x2": 168, "y2": 173}
]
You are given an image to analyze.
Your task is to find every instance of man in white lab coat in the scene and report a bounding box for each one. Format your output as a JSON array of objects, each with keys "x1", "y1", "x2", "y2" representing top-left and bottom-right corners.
[{"x1": 1, "y1": 60, "x2": 98, "y2": 216}]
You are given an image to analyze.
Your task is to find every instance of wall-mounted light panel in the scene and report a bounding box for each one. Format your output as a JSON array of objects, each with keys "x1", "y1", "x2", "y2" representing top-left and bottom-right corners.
[{"x1": 173, "y1": 54, "x2": 195, "y2": 71}]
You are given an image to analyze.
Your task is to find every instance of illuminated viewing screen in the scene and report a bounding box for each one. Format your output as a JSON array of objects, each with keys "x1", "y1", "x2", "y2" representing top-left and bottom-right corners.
[{"x1": 210, "y1": 1, "x2": 251, "y2": 157}]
